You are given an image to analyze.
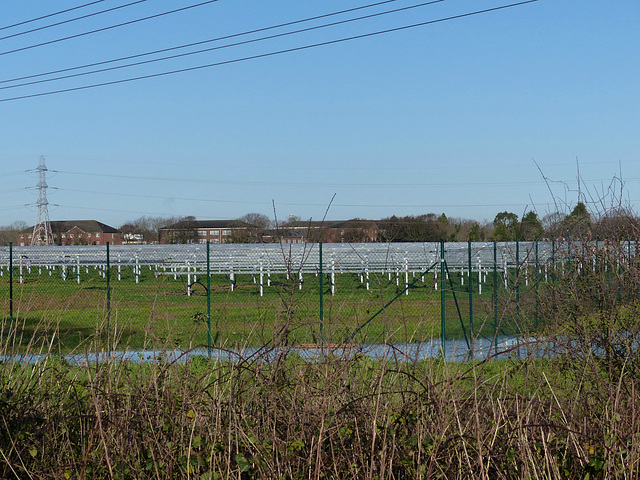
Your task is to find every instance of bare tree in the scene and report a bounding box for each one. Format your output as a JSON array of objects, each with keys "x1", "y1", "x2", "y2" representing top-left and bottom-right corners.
[
  {"x1": 238, "y1": 212, "x2": 272, "y2": 229},
  {"x1": 120, "y1": 215, "x2": 192, "y2": 243},
  {"x1": 0, "y1": 220, "x2": 28, "y2": 246}
]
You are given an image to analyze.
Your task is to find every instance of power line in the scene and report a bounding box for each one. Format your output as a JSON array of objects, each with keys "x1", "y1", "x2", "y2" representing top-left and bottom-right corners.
[
  {"x1": 34, "y1": 155, "x2": 640, "y2": 171},
  {"x1": 51, "y1": 187, "x2": 571, "y2": 213},
  {"x1": 51, "y1": 187, "x2": 550, "y2": 210},
  {"x1": 0, "y1": 1, "x2": 107, "y2": 32},
  {"x1": 0, "y1": 169, "x2": 34, "y2": 177},
  {"x1": 54, "y1": 187, "x2": 278, "y2": 205},
  {"x1": 51, "y1": 203, "x2": 205, "y2": 218},
  {"x1": 0, "y1": 0, "x2": 221, "y2": 57},
  {"x1": 1, "y1": 0, "x2": 445, "y2": 90},
  {"x1": 0, "y1": 0, "x2": 149, "y2": 42},
  {"x1": 0, "y1": 0, "x2": 539, "y2": 102},
  {"x1": 0, "y1": 204, "x2": 34, "y2": 212},
  {"x1": 49, "y1": 168, "x2": 550, "y2": 188},
  {"x1": 0, "y1": 187, "x2": 35, "y2": 195},
  {"x1": 51, "y1": 200, "x2": 556, "y2": 212},
  {"x1": 0, "y1": 0, "x2": 401, "y2": 86}
]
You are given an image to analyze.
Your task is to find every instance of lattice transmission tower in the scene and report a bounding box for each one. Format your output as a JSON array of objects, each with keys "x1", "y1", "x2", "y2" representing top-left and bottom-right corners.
[{"x1": 31, "y1": 156, "x2": 53, "y2": 246}]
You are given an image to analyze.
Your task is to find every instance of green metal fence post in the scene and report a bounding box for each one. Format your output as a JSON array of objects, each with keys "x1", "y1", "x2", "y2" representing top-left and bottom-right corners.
[
  {"x1": 106, "y1": 242, "x2": 111, "y2": 353},
  {"x1": 515, "y1": 239, "x2": 521, "y2": 358},
  {"x1": 207, "y1": 241, "x2": 211, "y2": 357},
  {"x1": 440, "y1": 241, "x2": 445, "y2": 356},
  {"x1": 535, "y1": 239, "x2": 539, "y2": 326},
  {"x1": 319, "y1": 242, "x2": 324, "y2": 354},
  {"x1": 9, "y1": 242, "x2": 13, "y2": 324},
  {"x1": 516, "y1": 238, "x2": 520, "y2": 330},
  {"x1": 628, "y1": 238, "x2": 633, "y2": 301},
  {"x1": 493, "y1": 240, "x2": 497, "y2": 356},
  {"x1": 468, "y1": 240, "x2": 473, "y2": 360},
  {"x1": 629, "y1": 237, "x2": 640, "y2": 295}
]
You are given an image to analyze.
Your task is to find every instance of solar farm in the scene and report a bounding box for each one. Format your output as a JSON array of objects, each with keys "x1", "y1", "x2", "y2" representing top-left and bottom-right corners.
[
  {"x1": 0, "y1": 241, "x2": 624, "y2": 352},
  {"x1": 0, "y1": 241, "x2": 553, "y2": 290}
]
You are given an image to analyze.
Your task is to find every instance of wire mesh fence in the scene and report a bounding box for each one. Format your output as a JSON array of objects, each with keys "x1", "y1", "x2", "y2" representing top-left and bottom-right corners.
[{"x1": 1, "y1": 240, "x2": 637, "y2": 359}]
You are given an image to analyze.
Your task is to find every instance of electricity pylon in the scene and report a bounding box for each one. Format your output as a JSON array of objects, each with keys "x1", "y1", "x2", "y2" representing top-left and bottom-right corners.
[{"x1": 31, "y1": 156, "x2": 53, "y2": 246}]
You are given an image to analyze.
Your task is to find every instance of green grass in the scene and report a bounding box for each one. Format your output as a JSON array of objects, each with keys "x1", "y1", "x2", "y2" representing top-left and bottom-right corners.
[{"x1": 1, "y1": 265, "x2": 535, "y2": 352}]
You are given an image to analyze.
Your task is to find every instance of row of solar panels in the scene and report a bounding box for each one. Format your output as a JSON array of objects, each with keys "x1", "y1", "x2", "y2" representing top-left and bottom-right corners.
[{"x1": 0, "y1": 241, "x2": 631, "y2": 275}]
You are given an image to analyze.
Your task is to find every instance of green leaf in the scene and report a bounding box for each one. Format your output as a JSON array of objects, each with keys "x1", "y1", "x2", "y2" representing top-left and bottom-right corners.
[
  {"x1": 289, "y1": 439, "x2": 305, "y2": 452},
  {"x1": 200, "y1": 472, "x2": 222, "y2": 480},
  {"x1": 235, "y1": 453, "x2": 251, "y2": 473}
]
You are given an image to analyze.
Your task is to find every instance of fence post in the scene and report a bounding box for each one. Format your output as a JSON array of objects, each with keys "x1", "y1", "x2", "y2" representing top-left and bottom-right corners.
[
  {"x1": 468, "y1": 240, "x2": 473, "y2": 360},
  {"x1": 440, "y1": 241, "x2": 445, "y2": 355},
  {"x1": 493, "y1": 240, "x2": 497, "y2": 355},
  {"x1": 319, "y1": 242, "x2": 324, "y2": 353},
  {"x1": 207, "y1": 241, "x2": 211, "y2": 356},
  {"x1": 106, "y1": 242, "x2": 111, "y2": 353},
  {"x1": 535, "y1": 239, "x2": 539, "y2": 325},
  {"x1": 629, "y1": 238, "x2": 633, "y2": 302},
  {"x1": 9, "y1": 242, "x2": 13, "y2": 323},
  {"x1": 629, "y1": 237, "x2": 640, "y2": 295},
  {"x1": 551, "y1": 237, "x2": 556, "y2": 307},
  {"x1": 516, "y1": 239, "x2": 520, "y2": 353}
]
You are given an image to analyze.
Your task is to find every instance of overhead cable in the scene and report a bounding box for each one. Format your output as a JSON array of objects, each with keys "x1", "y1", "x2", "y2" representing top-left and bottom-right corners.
[
  {"x1": 0, "y1": 0, "x2": 221, "y2": 57},
  {"x1": 0, "y1": 0, "x2": 539, "y2": 102},
  {"x1": 1, "y1": 0, "x2": 444, "y2": 90},
  {"x1": 57, "y1": 187, "x2": 545, "y2": 208},
  {"x1": 0, "y1": 1, "x2": 107, "y2": 32},
  {"x1": 0, "y1": 0, "x2": 401, "y2": 86},
  {"x1": 0, "y1": 0, "x2": 149, "y2": 42},
  {"x1": 48, "y1": 167, "x2": 548, "y2": 188}
]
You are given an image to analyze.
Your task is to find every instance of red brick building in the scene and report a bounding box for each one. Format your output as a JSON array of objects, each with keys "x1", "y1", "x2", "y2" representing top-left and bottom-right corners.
[
  {"x1": 19, "y1": 220, "x2": 123, "y2": 246},
  {"x1": 159, "y1": 219, "x2": 380, "y2": 244}
]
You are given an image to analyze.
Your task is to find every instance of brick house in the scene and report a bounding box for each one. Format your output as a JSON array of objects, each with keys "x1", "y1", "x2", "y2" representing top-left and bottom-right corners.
[
  {"x1": 19, "y1": 220, "x2": 123, "y2": 246},
  {"x1": 159, "y1": 219, "x2": 379, "y2": 245}
]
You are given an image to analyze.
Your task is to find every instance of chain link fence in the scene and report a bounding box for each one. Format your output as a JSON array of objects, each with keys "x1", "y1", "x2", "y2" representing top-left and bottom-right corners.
[{"x1": 1, "y1": 240, "x2": 636, "y2": 359}]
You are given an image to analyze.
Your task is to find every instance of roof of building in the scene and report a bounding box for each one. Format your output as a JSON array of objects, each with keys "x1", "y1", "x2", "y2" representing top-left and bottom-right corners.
[
  {"x1": 285, "y1": 219, "x2": 377, "y2": 229},
  {"x1": 277, "y1": 230, "x2": 306, "y2": 238},
  {"x1": 22, "y1": 220, "x2": 121, "y2": 234},
  {"x1": 161, "y1": 220, "x2": 252, "y2": 230},
  {"x1": 259, "y1": 230, "x2": 307, "y2": 242}
]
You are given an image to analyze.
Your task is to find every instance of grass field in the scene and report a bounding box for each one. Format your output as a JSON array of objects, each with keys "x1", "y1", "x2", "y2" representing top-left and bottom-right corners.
[{"x1": 0, "y1": 262, "x2": 531, "y2": 352}]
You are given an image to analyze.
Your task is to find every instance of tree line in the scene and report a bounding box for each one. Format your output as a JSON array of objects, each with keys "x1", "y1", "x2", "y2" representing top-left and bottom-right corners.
[
  {"x1": 104, "y1": 205, "x2": 640, "y2": 243},
  {"x1": 1, "y1": 203, "x2": 637, "y2": 245}
]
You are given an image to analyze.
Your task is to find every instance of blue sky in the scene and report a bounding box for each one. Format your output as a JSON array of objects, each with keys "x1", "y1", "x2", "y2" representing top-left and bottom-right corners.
[{"x1": 1, "y1": 0, "x2": 638, "y2": 228}]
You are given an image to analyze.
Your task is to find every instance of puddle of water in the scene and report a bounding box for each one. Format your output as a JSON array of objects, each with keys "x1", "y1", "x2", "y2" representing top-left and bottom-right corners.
[{"x1": 1, "y1": 336, "x2": 551, "y2": 365}]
